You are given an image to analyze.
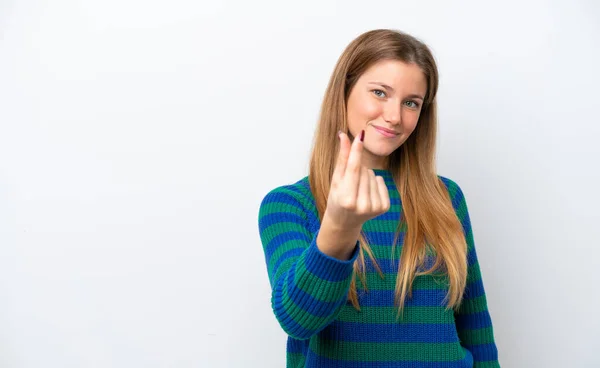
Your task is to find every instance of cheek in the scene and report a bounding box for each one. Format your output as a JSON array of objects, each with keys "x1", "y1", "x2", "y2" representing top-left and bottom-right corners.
[
  {"x1": 349, "y1": 93, "x2": 381, "y2": 119},
  {"x1": 402, "y1": 111, "x2": 421, "y2": 132},
  {"x1": 360, "y1": 98, "x2": 382, "y2": 118}
]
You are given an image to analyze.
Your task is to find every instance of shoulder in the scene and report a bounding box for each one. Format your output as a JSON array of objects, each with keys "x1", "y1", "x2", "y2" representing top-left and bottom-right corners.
[
  {"x1": 258, "y1": 176, "x2": 319, "y2": 223},
  {"x1": 437, "y1": 175, "x2": 468, "y2": 211}
]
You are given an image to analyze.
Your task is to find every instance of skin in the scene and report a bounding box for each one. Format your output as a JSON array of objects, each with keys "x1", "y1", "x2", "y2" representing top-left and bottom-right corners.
[
  {"x1": 318, "y1": 131, "x2": 391, "y2": 260},
  {"x1": 346, "y1": 59, "x2": 428, "y2": 169},
  {"x1": 316, "y1": 59, "x2": 429, "y2": 260}
]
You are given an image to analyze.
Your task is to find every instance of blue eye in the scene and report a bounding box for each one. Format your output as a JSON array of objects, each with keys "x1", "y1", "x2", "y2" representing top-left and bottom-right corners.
[
  {"x1": 372, "y1": 89, "x2": 386, "y2": 98},
  {"x1": 404, "y1": 100, "x2": 419, "y2": 108}
]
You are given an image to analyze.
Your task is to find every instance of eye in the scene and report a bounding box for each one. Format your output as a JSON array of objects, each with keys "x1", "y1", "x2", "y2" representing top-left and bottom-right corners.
[
  {"x1": 404, "y1": 100, "x2": 420, "y2": 109},
  {"x1": 372, "y1": 89, "x2": 386, "y2": 98}
]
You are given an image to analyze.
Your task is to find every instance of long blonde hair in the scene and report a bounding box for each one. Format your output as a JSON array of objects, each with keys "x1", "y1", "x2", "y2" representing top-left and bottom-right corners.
[{"x1": 308, "y1": 29, "x2": 468, "y2": 318}]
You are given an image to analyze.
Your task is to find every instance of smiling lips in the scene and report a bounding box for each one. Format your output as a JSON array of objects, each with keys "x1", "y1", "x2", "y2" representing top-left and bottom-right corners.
[{"x1": 373, "y1": 125, "x2": 399, "y2": 138}]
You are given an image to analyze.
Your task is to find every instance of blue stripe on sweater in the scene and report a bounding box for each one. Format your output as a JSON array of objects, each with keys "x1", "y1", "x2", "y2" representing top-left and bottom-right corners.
[
  {"x1": 352, "y1": 289, "x2": 448, "y2": 307},
  {"x1": 361, "y1": 252, "x2": 477, "y2": 273},
  {"x1": 321, "y1": 321, "x2": 459, "y2": 343},
  {"x1": 287, "y1": 337, "x2": 308, "y2": 354},
  {"x1": 455, "y1": 311, "x2": 493, "y2": 330},
  {"x1": 371, "y1": 210, "x2": 402, "y2": 220},
  {"x1": 353, "y1": 281, "x2": 486, "y2": 307},
  {"x1": 463, "y1": 343, "x2": 498, "y2": 361},
  {"x1": 463, "y1": 278, "x2": 485, "y2": 299}
]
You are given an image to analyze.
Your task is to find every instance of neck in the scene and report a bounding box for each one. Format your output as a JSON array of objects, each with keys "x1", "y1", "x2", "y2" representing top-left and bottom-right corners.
[{"x1": 362, "y1": 157, "x2": 389, "y2": 170}]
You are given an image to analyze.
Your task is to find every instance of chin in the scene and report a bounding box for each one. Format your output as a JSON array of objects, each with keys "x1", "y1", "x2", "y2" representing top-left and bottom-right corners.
[
  {"x1": 366, "y1": 147, "x2": 398, "y2": 158},
  {"x1": 369, "y1": 141, "x2": 402, "y2": 153}
]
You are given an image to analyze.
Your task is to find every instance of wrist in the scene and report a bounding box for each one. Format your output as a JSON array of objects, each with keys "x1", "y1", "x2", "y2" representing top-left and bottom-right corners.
[
  {"x1": 322, "y1": 212, "x2": 362, "y2": 234},
  {"x1": 317, "y1": 215, "x2": 362, "y2": 261}
]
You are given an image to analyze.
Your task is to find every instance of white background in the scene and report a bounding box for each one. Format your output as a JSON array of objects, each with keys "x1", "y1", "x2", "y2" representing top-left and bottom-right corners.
[{"x1": 1, "y1": 0, "x2": 599, "y2": 367}]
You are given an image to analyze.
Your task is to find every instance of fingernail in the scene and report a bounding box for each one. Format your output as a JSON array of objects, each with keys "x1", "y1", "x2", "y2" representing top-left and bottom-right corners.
[
  {"x1": 338, "y1": 130, "x2": 343, "y2": 138},
  {"x1": 360, "y1": 130, "x2": 365, "y2": 142}
]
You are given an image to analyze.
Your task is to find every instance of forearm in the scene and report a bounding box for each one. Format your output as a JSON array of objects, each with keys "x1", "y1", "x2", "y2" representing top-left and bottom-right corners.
[
  {"x1": 271, "y1": 232, "x2": 359, "y2": 340},
  {"x1": 259, "y1": 188, "x2": 361, "y2": 341}
]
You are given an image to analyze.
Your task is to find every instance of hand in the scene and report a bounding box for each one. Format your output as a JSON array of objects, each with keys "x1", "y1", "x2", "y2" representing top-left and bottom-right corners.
[{"x1": 323, "y1": 130, "x2": 391, "y2": 232}]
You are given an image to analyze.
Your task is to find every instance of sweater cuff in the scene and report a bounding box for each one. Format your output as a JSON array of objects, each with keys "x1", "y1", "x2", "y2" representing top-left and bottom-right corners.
[{"x1": 302, "y1": 230, "x2": 360, "y2": 282}]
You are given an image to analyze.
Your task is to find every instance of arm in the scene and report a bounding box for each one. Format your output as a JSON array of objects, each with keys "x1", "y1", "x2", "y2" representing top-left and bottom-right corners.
[
  {"x1": 449, "y1": 180, "x2": 501, "y2": 367},
  {"x1": 258, "y1": 186, "x2": 359, "y2": 340}
]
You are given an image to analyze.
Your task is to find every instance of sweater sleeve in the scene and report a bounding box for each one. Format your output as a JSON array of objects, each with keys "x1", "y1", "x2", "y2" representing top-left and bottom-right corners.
[
  {"x1": 449, "y1": 180, "x2": 501, "y2": 367},
  {"x1": 257, "y1": 185, "x2": 360, "y2": 341}
]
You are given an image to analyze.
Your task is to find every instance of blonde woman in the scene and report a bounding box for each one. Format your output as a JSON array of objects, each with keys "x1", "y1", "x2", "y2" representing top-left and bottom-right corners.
[{"x1": 258, "y1": 29, "x2": 500, "y2": 368}]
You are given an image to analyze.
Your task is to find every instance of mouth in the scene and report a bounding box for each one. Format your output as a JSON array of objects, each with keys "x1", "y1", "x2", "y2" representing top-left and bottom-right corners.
[{"x1": 372, "y1": 125, "x2": 399, "y2": 138}]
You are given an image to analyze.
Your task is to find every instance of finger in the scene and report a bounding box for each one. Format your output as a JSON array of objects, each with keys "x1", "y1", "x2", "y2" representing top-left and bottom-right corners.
[
  {"x1": 345, "y1": 129, "x2": 364, "y2": 186},
  {"x1": 332, "y1": 131, "x2": 351, "y2": 181},
  {"x1": 369, "y1": 170, "x2": 381, "y2": 212},
  {"x1": 356, "y1": 166, "x2": 371, "y2": 213},
  {"x1": 376, "y1": 176, "x2": 391, "y2": 212}
]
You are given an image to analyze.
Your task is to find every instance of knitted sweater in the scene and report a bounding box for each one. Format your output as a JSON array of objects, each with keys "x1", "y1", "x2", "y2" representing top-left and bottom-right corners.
[{"x1": 258, "y1": 169, "x2": 500, "y2": 367}]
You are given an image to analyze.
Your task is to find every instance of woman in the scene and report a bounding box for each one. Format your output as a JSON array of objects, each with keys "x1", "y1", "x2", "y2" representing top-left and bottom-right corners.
[{"x1": 258, "y1": 29, "x2": 500, "y2": 367}]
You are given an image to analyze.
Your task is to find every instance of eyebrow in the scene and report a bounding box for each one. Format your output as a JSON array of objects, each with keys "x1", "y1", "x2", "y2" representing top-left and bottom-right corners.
[{"x1": 368, "y1": 81, "x2": 425, "y2": 100}]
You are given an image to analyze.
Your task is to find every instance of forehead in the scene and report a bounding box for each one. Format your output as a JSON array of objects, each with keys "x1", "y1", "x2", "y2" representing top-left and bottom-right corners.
[{"x1": 358, "y1": 59, "x2": 427, "y2": 91}]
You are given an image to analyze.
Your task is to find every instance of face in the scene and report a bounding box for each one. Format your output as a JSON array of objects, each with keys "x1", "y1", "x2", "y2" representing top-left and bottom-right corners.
[{"x1": 346, "y1": 59, "x2": 428, "y2": 169}]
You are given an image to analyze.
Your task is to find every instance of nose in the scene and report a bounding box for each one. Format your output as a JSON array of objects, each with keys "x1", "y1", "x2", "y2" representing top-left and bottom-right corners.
[{"x1": 383, "y1": 103, "x2": 401, "y2": 125}]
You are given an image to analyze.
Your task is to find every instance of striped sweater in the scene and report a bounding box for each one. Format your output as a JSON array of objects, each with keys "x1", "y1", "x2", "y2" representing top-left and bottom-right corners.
[{"x1": 258, "y1": 169, "x2": 500, "y2": 367}]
